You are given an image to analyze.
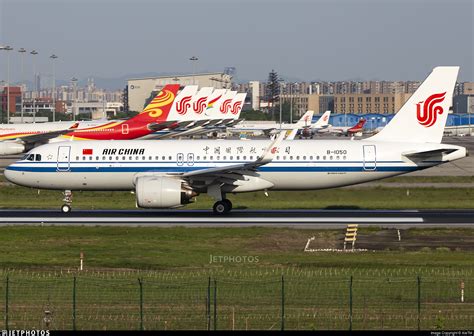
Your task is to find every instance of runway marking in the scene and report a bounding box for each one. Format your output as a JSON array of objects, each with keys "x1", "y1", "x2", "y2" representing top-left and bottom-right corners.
[{"x1": 0, "y1": 216, "x2": 423, "y2": 224}]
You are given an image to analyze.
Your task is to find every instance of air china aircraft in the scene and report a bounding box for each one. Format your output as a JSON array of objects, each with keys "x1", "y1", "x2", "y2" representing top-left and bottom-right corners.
[
  {"x1": 229, "y1": 110, "x2": 322, "y2": 137},
  {"x1": 147, "y1": 88, "x2": 246, "y2": 139},
  {"x1": 289, "y1": 111, "x2": 332, "y2": 139},
  {"x1": 5, "y1": 67, "x2": 466, "y2": 215}
]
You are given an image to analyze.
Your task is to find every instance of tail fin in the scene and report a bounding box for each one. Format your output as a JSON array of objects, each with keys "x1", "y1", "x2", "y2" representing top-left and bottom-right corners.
[
  {"x1": 312, "y1": 110, "x2": 331, "y2": 128},
  {"x1": 369, "y1": 66, "x2": 459, "y2": 143},
  {"x1": 127, "y1": 84, "x2": 180, "y2": 125},
  {"x1": 296, "y1": 110, "x2": 315, "y2": 127}
]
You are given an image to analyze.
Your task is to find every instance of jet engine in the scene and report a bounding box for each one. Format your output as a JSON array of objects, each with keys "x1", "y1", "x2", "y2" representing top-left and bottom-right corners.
[
  {"x1": 0, "y1": 142, "x2": 25, "y2": 155},
  {"x1": 135, "y1": 176, "x2": 197, "y2": 208}
]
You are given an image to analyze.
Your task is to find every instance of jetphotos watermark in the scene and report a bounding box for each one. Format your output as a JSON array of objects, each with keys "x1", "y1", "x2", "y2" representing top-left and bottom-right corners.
[{"x1": 209, "y1": 254, "x2": 260, "y2": 264}]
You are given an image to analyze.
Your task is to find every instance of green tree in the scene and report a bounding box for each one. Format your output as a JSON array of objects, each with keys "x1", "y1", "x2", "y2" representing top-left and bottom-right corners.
[
  {"x1": 266, "y1": 70, "x2": 280, "y2": 121},
  {"x1": 240, "y1": 109, "x2": 272, "y2": 121}
]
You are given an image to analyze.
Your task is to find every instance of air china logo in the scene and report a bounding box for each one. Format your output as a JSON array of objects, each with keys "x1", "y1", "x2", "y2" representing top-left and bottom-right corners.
[
  {"x1": 193, "y1": 96, "x2": 208, "y2": 114},
  {"x1": 271, "y1": 147, "x2": 278, "y2": 154},
  {"x1": 416, "y1": 92, "x2": 446, "y2": 128},
  {"x1": 323, "y1": 115, "x2": 328, "y2": 121},
  {"x1": 219, "y1": 99, "x2": 233, "y2": 114},
  {"x1": 230, "y1": 101, "x2": 242, "y2": 115},
  {"x1": 176, "y1": 96, "x2": 192, "y2": 115}
]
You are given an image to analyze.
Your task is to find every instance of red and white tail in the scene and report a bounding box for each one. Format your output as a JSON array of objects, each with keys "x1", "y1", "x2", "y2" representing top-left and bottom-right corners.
[
  {"x1": 369, "y1": 66, "x2": 459, "y2": 143},
  {"x1": 128, "y1": 84, "x2": 180, "y2": 125}
]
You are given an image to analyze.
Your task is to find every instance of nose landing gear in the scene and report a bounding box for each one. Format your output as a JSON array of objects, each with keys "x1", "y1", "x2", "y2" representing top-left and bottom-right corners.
[{"x1": 61, "y1": 190, "x2": 73, "y2": 213}]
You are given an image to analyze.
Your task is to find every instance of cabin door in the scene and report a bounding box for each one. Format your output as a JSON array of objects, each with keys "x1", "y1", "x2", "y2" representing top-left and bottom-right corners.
[
  {"x1": 363, "y1": 145, "x2": 376, "y2": 170},
  {"x1": 57, "y1": 146, "x2": 71, "y2": 172}
]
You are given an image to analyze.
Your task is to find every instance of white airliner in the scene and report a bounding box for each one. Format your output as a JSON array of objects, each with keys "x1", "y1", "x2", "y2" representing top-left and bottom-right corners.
[
  {"x1": 286, "y1": 111, "x2": 331, "y2": 139},
  {"x1": 229, "y1": 110, "x2": 322, "y2": 137},
  {"x1": 5, "y1": 67, "x2": 466, "y2": 214}
]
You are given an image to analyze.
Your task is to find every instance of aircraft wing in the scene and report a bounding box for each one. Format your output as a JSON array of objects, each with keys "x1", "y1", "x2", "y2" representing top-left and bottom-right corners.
[
  {"x1": 11, "y1": 123, "x2": 80, "y2": 144},
  {"x1": 176, "y1": 131, "x2": 286, "y2": 179}
]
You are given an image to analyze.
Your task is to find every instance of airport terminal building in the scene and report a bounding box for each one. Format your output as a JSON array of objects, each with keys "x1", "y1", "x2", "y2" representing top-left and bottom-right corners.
[{"x1": 127, "y1": 73, "x2": 232, "y2": 112}]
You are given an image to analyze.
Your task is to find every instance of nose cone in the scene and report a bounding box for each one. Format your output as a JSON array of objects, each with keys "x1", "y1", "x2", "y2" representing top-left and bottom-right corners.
[
  {"x1": 4, "y1": 166, "x2": 18, "y2": 184},
  {"x1": 4, "y1": 165, "x2": 28, "y2": 187}
]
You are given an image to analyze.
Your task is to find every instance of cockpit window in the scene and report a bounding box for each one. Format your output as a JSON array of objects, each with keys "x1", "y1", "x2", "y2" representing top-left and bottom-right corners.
[
  {"x1": 35, "y1": 154, "x2": 41, "y2": 161},
  {"x1": 26, "y1": 154, "x2": 34, "y2": 161}
]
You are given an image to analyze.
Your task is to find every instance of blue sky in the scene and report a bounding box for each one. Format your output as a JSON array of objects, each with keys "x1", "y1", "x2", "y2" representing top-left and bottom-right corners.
[{"x1": 0, "y1": 0, "x2": 472, "y2": 85}]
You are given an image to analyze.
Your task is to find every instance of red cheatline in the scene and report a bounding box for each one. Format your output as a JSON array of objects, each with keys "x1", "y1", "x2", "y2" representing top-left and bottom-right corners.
[{"x1": 83, "y1": 149, "x2": 93, "y2": 155}]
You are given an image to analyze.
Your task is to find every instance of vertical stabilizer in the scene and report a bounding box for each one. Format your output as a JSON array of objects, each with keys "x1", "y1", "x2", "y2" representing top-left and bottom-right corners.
[{"x1": 369, "y1": 66, "x2": 459, "y2": 143}]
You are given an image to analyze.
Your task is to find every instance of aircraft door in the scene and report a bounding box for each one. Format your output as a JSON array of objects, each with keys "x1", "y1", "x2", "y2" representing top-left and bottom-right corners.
[
  {"x1": 122, "y1": 124, "x2": 129, "y2": 135},
  {"x1": 363, "y1": 145, "x2": 376, "y2": 170},
  {"x1": 57, "y1": 146, "x2": 71, "y2": 172}
]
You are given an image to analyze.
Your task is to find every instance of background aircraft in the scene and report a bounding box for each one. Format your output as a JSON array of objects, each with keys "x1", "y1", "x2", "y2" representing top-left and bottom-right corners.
[{"x1": 5, "y1": 67, "x2": 465, "y2": 214}]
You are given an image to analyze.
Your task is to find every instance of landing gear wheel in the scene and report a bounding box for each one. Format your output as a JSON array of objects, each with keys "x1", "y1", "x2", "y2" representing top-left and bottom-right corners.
[
  {"x1": 222, "y1": 199, "x2": 233, "y2": 211},
  {"x1": 61, "y1": 204, "x2": 71, "y2": 213},
  {"x1": 213, "y1": 200, "x2": 231, "y2": 215}
]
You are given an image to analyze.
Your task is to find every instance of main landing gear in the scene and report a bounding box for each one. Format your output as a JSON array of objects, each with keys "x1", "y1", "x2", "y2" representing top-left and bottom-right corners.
[
  {"x1": 61, "y1": 190, "x2": 73, "y2": 213},
  {"x1": 213, "y1": 199, "x2": 233, "y2": 215}
]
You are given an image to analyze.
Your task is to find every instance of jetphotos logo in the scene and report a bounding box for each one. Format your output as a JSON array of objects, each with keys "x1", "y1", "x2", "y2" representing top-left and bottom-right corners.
[{"x1": 416, "y1": 92, "x2": 446, "y2": 128}]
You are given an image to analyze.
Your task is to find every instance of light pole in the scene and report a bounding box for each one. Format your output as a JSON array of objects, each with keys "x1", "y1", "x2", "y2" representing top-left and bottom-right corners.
[
  {"x1": 189, "y1": 56, "x2": 198, "y2": 85},
  {"x1": 18, "y1": 48, "x2": 26, "y2": 123},
  {"x1": 2, "y1": 46, "x2": 14, "y2": 124},
  {"x1": 71, "y1": 77, "x2": 78, "y2": 122},
  {"x1": 279, "y1": 80, "x2": 285, "y2": 129},
  {"x1": 50, "y1": 54, "x2": 58, "y2": 122},
  {"x1": 30, "y1": 50, "x2": 38, "y2": 123}
]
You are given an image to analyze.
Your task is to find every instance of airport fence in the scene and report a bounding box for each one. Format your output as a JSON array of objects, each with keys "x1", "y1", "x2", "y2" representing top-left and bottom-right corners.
[{"x1": 0, "y1": 271, "x2": 472, "y2": 330}]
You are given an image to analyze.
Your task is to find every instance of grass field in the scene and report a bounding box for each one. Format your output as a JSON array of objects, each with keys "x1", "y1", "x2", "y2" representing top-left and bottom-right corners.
[
  {"x1": 0, "y1": 226, "x2": 473, "y2": 330},
  {"x1": 0, "y1": 185, "x2": 473, "y2": 210}
]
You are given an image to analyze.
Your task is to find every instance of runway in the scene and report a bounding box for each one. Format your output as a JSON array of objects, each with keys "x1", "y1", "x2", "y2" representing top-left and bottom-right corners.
[{"x1": 0, "y1": 209, "x2": 473, "y2": 228}]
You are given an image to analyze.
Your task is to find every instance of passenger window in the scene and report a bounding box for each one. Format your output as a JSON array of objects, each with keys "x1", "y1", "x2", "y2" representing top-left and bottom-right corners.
[
  {"x1": 230, "y1": 156, "x2": 233, "y2": 160},
  {"x1": 82, "y1": 156, "x2": 86, "y2": 161},
  {"x1": 303, "y1": 156, "x2": 306, "y2": 160},
  {"x1": 330, "y1": 156, "x2": 333, "y2": 160},
  {"x1": 103, "y1": 156, "x2": 106, "y2": 160},
  {"x1": 296, "y1": 156, "x2": 300, "y2": 160},
  {"x1": 122, "y1": 156, "x2": 126, "y2": 160},
  {"x1": 243, "y1": 156, "x2": 246, "y2": 160},
  {"x1": 142, "y1": 156, "x2": 145, "y2": 160},
  {"x1": 210, "y1": 156, "x2": 213, "y2": 160},
  {"x1": 89, "y1": 156, "x2": 92, "y2": 160},
  {"x1": 197, "y1": 156, "x2": 200, "y2": 160},
  {"x1": 223, "y1": 156, "x2": 226, "y2": 160},
  {"x1": 316, "y1": 156, "x2": 320, "y2": 160},
  {"x1": 343, "y1": 156, "x2": 347, "y2": 160},
  {"x1": 76, "y1": 156, "x2": 79, "y2": 160},
  {"x1": 129, "y1": 156, "x2": 132, "y2": 160},
  {"x1": 290, "y1": 156, "x2": 293, "y2": 160},
  {"x1": 336, "y1": 156, "x2": 340, "y2": 160},
  {"x1": 109, "y1": 156, "x2": 112, "y2": 160},
  {"x1": 168, "y1": 156, "x2": 172, "y2": 160},
  {"x1": 277, "y1": 156, "x2": 280, "y2": 160},
  {"x1": 116, "y1": 156, "x2": 119, "y2": 161},
  {"x1": 323, "y1": 156, "x2": 326, "y2": 160},
  {"x1": 236, "y1": 156, "x2": 240, "y2": 160},
  {"x1": 310, "y1": 156, "x2": 313, "y2": 160},
  {"x1": 162, "y1": 156, "x2": 165, "y2": 160},
  {"x1": 96, "y1": 156, "x2": 99, "y2": 160},
  {"x1": 149, "y1": 156, "x2": 152, "y2": 160}
]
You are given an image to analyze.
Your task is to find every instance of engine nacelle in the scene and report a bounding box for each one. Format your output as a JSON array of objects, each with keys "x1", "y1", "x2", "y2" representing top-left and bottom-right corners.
[
  {"x1": 0, "y1": 142, "x2": 25, "y2": 155},
  {"x1": 301, "y1": 127, "x2": 313, "y2": 138},
  {"x1": 135, "y1": 176, "x2": 196, "y2": 208}
]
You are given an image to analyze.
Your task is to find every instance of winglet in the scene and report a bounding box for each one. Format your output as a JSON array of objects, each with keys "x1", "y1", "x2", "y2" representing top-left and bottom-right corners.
[{"x1": 258, "y1": 131, "x2": 286, "y2": 164}]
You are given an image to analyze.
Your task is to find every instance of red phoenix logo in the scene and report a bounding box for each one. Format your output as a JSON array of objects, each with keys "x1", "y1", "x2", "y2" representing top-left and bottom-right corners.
[
  {"x1": 193, "y1": 96, "x2": 208, "y2": 114},
  {"x1": 271, "y1": 147, "x2": 278, "y2": 154},
  {"x1": 416, "y1": 92, "x2": 446, "y2": 128},
  {"x1": 219, "y1": 99, "x2": 233, "y2": 114},
  {"x1": 176, "y1": 96, "x2": 192, "y2": 115},
  {"x1": 230, "y1": 101, "x2": 242, "y2": 115}
]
